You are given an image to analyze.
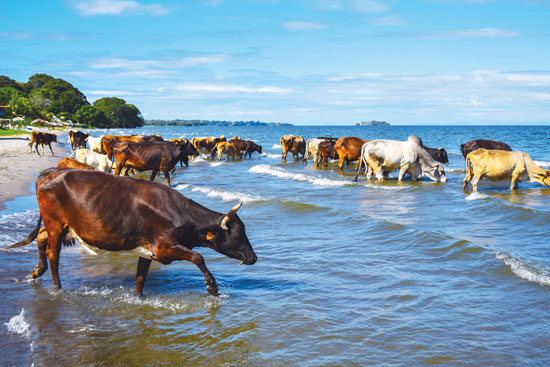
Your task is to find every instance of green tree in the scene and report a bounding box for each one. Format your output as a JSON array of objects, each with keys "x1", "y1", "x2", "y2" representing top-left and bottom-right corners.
[
  {"x1": 93, "y1": 97, "x2": 144, "y2": 128},
  {"x1": 29, "y1": 77, "x2": 89, "y2": 119},
  {"x1": 0, "y1": 87, "x2": 24, "y2": 106},
  {"x1": 9, "y1": 95, "x2": 43, "y2": 119},
  {"x1": 75, "y1": 104, "x2": 109, "y2": 128}
]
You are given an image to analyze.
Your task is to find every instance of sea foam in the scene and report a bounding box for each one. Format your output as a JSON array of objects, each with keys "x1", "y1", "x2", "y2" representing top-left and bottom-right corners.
[
  {"x1": 5, "y1": 308, "x2": 30, "y2": 337},
  {"x1": 175, "y1": 184, "x2": 266, "y2": 203},
  {"x1": 465, "y1": 192, "x2": 489, "y2": 201},
  {"x1": 249, "y1": 164, "x2": 348, "y2": 187},
  {"x1": 496, "y1": 252, "x2": 550, "y2": 286},
  {"x1": 533, "y1": 160, "x2": 550, "y2": 169}
]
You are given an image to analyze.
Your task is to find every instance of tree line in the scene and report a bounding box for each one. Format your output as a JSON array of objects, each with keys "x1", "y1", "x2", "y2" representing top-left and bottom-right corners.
[
  {"x1": 145, "y1": 119, "x2": 293, "y2": 127},
  {"x1": 0, "y1": 74, "x2": 144, "y2": 128}
]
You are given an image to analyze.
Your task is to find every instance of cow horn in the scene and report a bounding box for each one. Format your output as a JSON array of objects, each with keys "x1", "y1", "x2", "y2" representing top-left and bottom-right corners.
[
  {"x1": 221, "y1": 216, "x2": 230, "y2": 231},
  {"x1": 231, "y1": 202, "x2": 242, "y2": 212}
]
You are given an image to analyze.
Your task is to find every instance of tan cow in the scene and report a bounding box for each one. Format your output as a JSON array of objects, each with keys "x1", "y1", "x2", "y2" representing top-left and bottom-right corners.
[
  {"x1": 216, "y1": 142, "x2": 242, "y2": 161},
  {"x1": 462, "y1": 148, "x2": 550, "y2": 191},
  {"x1": 280, "y1": 135, "x2": 305, "y2": 162},
  {"x1": 57, "y1": 157, "x2": 94, "y2": 170},
  {"x1": 191, "y1": 135, "x2": 226, "y2": 158}
]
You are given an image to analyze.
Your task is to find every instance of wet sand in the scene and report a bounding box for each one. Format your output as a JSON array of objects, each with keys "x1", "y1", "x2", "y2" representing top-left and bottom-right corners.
[{"x1": 0, "y1": 133, "x2": 68, "y2": 211}]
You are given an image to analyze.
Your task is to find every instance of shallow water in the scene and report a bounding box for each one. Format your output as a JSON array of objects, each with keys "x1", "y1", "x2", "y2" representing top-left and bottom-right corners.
[{"x1": 1, "y1": 125, "x2": 549, "y2": 366}]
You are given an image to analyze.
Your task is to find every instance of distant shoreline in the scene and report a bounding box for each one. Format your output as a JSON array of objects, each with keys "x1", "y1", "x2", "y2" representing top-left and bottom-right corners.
[{"x1": 145, "y1": 119, "x2": 293, "y2": 127}]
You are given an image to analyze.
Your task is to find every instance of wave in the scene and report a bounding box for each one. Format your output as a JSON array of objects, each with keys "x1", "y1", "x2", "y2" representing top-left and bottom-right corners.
[
  {"x1": 260, "y1": 153, "x2": 280, "y2": 159},
  {"x1": 249, "y1": 164, "x2": 348, "y2": 187},
  {"x1": 210, "y1": 162, "x2": 224, "y2": 167},
  {"x1": 496, "y1": 252, "x2": 550, "y2": 286},
  {"x1": 465, "y1": 192, "x2": 489, "y2": 201},
  {"x1": 533, "y1": 160, "x2": 550, "y2": 169},
  {"x1": 272, "y1": 144, "x2": 281, "y2": 149},
  {"x1": 175, "y1": 184, "x2": 266, "y2": 203},
  {"x1": 0, "y1": 210, "x2": 40, "y2": 252},
  {"x1": 5, "y1": 308, "x2": 30, "y2": 337}
]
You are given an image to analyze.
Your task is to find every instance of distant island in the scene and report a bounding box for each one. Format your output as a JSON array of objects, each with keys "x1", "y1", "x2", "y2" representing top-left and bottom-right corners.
[
  {"x1": 145, "y1": 119, "x2": 293, "y2": 127},
  {"x1": 356, "y1": 120, "x2": 390, "y2": 126}
]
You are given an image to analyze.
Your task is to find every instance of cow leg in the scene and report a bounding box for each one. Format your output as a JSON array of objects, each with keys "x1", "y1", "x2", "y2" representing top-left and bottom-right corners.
[
  {"x1": 155, "y1": 243, "x2": 218, "y2": 296},
  {"x1": 282, "y1": 150, "x2": 287, "y2": 162},
  {"x1": 44, "y1": 225, "x2": 64, "y2": 289},
  {"x1": 398, "y1": 163, "x2": 411, "y2": 181},
  {"x1": 470, "y1": 174, "x2": 483, "y2": 192},
  {"x1": 150, "y1": 169, "x2": 159, "y2": 181},
  {"x1": 47, "y1": 142, "x2": 54, "y2": 156},
  {"x1": 32, "y1": 228, "x2": 49, "y2": 279},
  {"x1": 135, "y1": 257, "x2": 152, "y2": 296},
  {"x1": 162, "y1": 170, "x2": 171, "y2": 186},
  {"x1": 462, "y1": 171, "x2": 473, "y2": 190},
  {"x1": 510, "y1": 174, "x2": 520, "y2": 190},
  {"x1": 28, "y1": 142, "x2": 33, "y2": 154}
]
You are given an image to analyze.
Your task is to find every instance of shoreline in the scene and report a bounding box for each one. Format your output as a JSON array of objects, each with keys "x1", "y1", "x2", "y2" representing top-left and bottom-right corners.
[{"x1": 0, "y1": 133, "x2": 69, "y2": 212}]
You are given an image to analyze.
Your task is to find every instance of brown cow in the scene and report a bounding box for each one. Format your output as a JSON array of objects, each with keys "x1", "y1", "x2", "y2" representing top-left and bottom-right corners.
[
  {"x1": 28, "y1": 131, "x2": 57, "y2": 156},
  {"x1": 191, "y1": 135, "x2": 227, "y2": 158},
  {"x1": 57, "y1": 157, "x2": 94, "y2": 170},
  {"x1": 216, "y1": 142, "x2": 242, "y2": 161},
  {"x1": 317, "y1": 140, "x2": 339, "y2": 167},
  {"x1": 68, "y1": 130, "x2": 90, "y2": 151},
  {"x1": 102, "y1": 135, "x2": 164, "y2": 159},
  {"x1": 170, "y1": 138, "x2": 199, "y2": 167},
  {"x1": 460, "y1": 139, "x2": 512, "y2": 159},
  {"x1": 229, "y1": 139, "x2": 262, "y2": 158},
  {"x1": 280, "y1": 135, "x2": 305, "y2": 162},
  {"x1": 333, "y1": 137, "x2": 370, "y2": 170},
  {"x1": 114, "y1": 141, "x2": 186, "y2": 186},
  {"x1": 9, "y1": 168, "x2": 257, "y2": 296}
]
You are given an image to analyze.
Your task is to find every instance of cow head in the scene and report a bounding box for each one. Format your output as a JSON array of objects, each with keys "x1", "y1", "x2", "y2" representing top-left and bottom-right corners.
[
  {"x1": 424, "y1": 163, "x2": 447, "y2": 183},
  {"x1": 210, "y1": 203, "x2": 257, "y2": 265},
  {"x1": 436, "y1": 147, "x2": 449, "y2": 164},
  {"x1": 257, "y1": 145, "x2": 262, "y2": 154},
  {"x1": 540, "y1": 170, "x2": 550, "y2": 186}
]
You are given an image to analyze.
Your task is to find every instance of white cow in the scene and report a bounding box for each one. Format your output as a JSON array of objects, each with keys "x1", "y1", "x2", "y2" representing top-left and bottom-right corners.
[
  {"x1": 304, "y1": 138, "x2": 324, "y2": 166},
  {"x1": 355, "y1": 135, "x2": 446, "y2": 182},
  {"x1": 71, "y1": 149, "x2": 113, "y2": 172},
  {"x1": 85, "y1": 135, "x2": 105, "y2": 153}
]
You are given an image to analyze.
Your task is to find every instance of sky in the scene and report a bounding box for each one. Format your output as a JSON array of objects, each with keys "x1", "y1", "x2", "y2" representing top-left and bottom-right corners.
[{"x1": 1, "y1": 0, "x2": 550, "y2": 125}]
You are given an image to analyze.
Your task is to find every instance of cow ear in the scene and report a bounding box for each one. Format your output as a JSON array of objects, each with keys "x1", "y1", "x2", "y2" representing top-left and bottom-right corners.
[{"x1": 438, "y1": 147, "x2": 444, "y2": 151}]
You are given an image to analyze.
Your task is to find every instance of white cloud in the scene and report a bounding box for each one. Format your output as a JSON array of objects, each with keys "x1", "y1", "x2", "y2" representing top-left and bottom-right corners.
[
  {"x1": 370, "y1": 14, "x2": 407, "y2": 26},
  {"x1": 352, "y1": 0, "x2": 389, "y2": 13},
  {"x1": 84, "y1": 89, "x2": 137, "y2": 96},
  {"x1": 422, "y1": 28, "x2": 520, "y2": 39},
  {"x1": 175, "y1": 84, "x2": 293, "y2": 94},
  {"x1": 70, "y1": 0, "x2": 169, "y2": 16},
  {"x1": 282, "y1": 21, "x2": 329, "y2": 31},
  {"x1": 0, "y1": 32, "x2": 31, "y2": 40}
]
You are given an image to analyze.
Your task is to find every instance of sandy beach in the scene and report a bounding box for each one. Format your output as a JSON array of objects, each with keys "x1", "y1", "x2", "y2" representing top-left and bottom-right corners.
[{"x1": 0, "y1": 133, "x2": 68, "y2": 211}]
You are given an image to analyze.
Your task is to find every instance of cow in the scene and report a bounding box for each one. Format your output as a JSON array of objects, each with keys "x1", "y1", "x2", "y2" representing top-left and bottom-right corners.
[
  {"x1": 229, "y1": 139, "x2": 262, "y2": 158},
  {"x1": 333, "y1": 137, "x2": 370, "y2": 170},
  {"x1": 462, "y1": 148, "x2": 550, "y2": 191},
  {"x1": 216, "y1": 142, "x2": 243, "y2": 161},
  {"x1": 28, "y1": 131, "x2": 57, "y2": 156},
  {"x1": 317, "y1": 140, "x2": 339, "y2": 167},
  {"x1": 304, "y1": 138, "x2": 324, "y2": 166},
  {"x1": 57, "y1": 157, "x2": 94, "y2": 170},
  {"x1": 68, "y1": 130, "x2": 90, "y2": 151},
  {"x1": 170, "y1": 138, "x2": 200, "y2": 167},
  {"x1": 423, "y1": 146, "x2": 449, "y2": 165},
  {"x1": 460, "y1": 139, "x2": 512, "y2": 159},
  {"x1": 71, "y1": 149, "x2": 114, "y2": 172},
  {"x1": 8, "y1": 168, "x2": 257, "y2": 296},
  {"x1": 86, "y1": 135, "x2": 105, "y2": 153},
  {"x1": 102, "y1": 135, "x2": 164, "y2": 160},
  {"x1": 280, "y1": 135, "x2": 305, "y2": 162},
  {"x1": 355, "y1": 135, "x2": 447, "y2": 182},
  {"x1": 191, "y1": 135, "x2": 227, "y2": 159},
  {"x1": 113, "y1": 141, "x2": 186, "y2": 186}
]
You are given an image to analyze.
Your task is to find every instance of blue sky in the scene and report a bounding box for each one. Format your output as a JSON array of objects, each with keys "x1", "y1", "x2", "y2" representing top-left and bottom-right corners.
[{"x1": 1, "y1": 0, "x2": 550, "y2": 125}]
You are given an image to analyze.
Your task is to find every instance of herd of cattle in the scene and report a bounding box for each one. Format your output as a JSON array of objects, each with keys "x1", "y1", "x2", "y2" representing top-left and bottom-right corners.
[
  {"x1": 26, "y1": 129, "x2": 550, "y2": 192},
  {"x1": 280, "y1": 134, "x2": 550, "y2": 191},
  {"x1": 12, "y1": 129, "x2": 550, "y2": 296}
]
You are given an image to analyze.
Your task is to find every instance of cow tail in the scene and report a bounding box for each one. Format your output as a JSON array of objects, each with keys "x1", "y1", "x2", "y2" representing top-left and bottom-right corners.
[
  {"x1": 8, "y1": 215, "x2": 42, "y2": 248},
  {"x1": 354, "y1": 152, "x2": 363, "y2": 182}
]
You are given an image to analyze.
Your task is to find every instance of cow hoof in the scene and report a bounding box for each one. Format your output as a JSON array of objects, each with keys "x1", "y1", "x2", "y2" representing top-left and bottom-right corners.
[{"x1": 206, "y1": 284, "x2": 219, "y2": 296}]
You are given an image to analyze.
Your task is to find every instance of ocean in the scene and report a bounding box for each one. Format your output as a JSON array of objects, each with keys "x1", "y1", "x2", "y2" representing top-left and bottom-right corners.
[{"x1": 1, "y1": 125, "x2": 549, "y2": 366}]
